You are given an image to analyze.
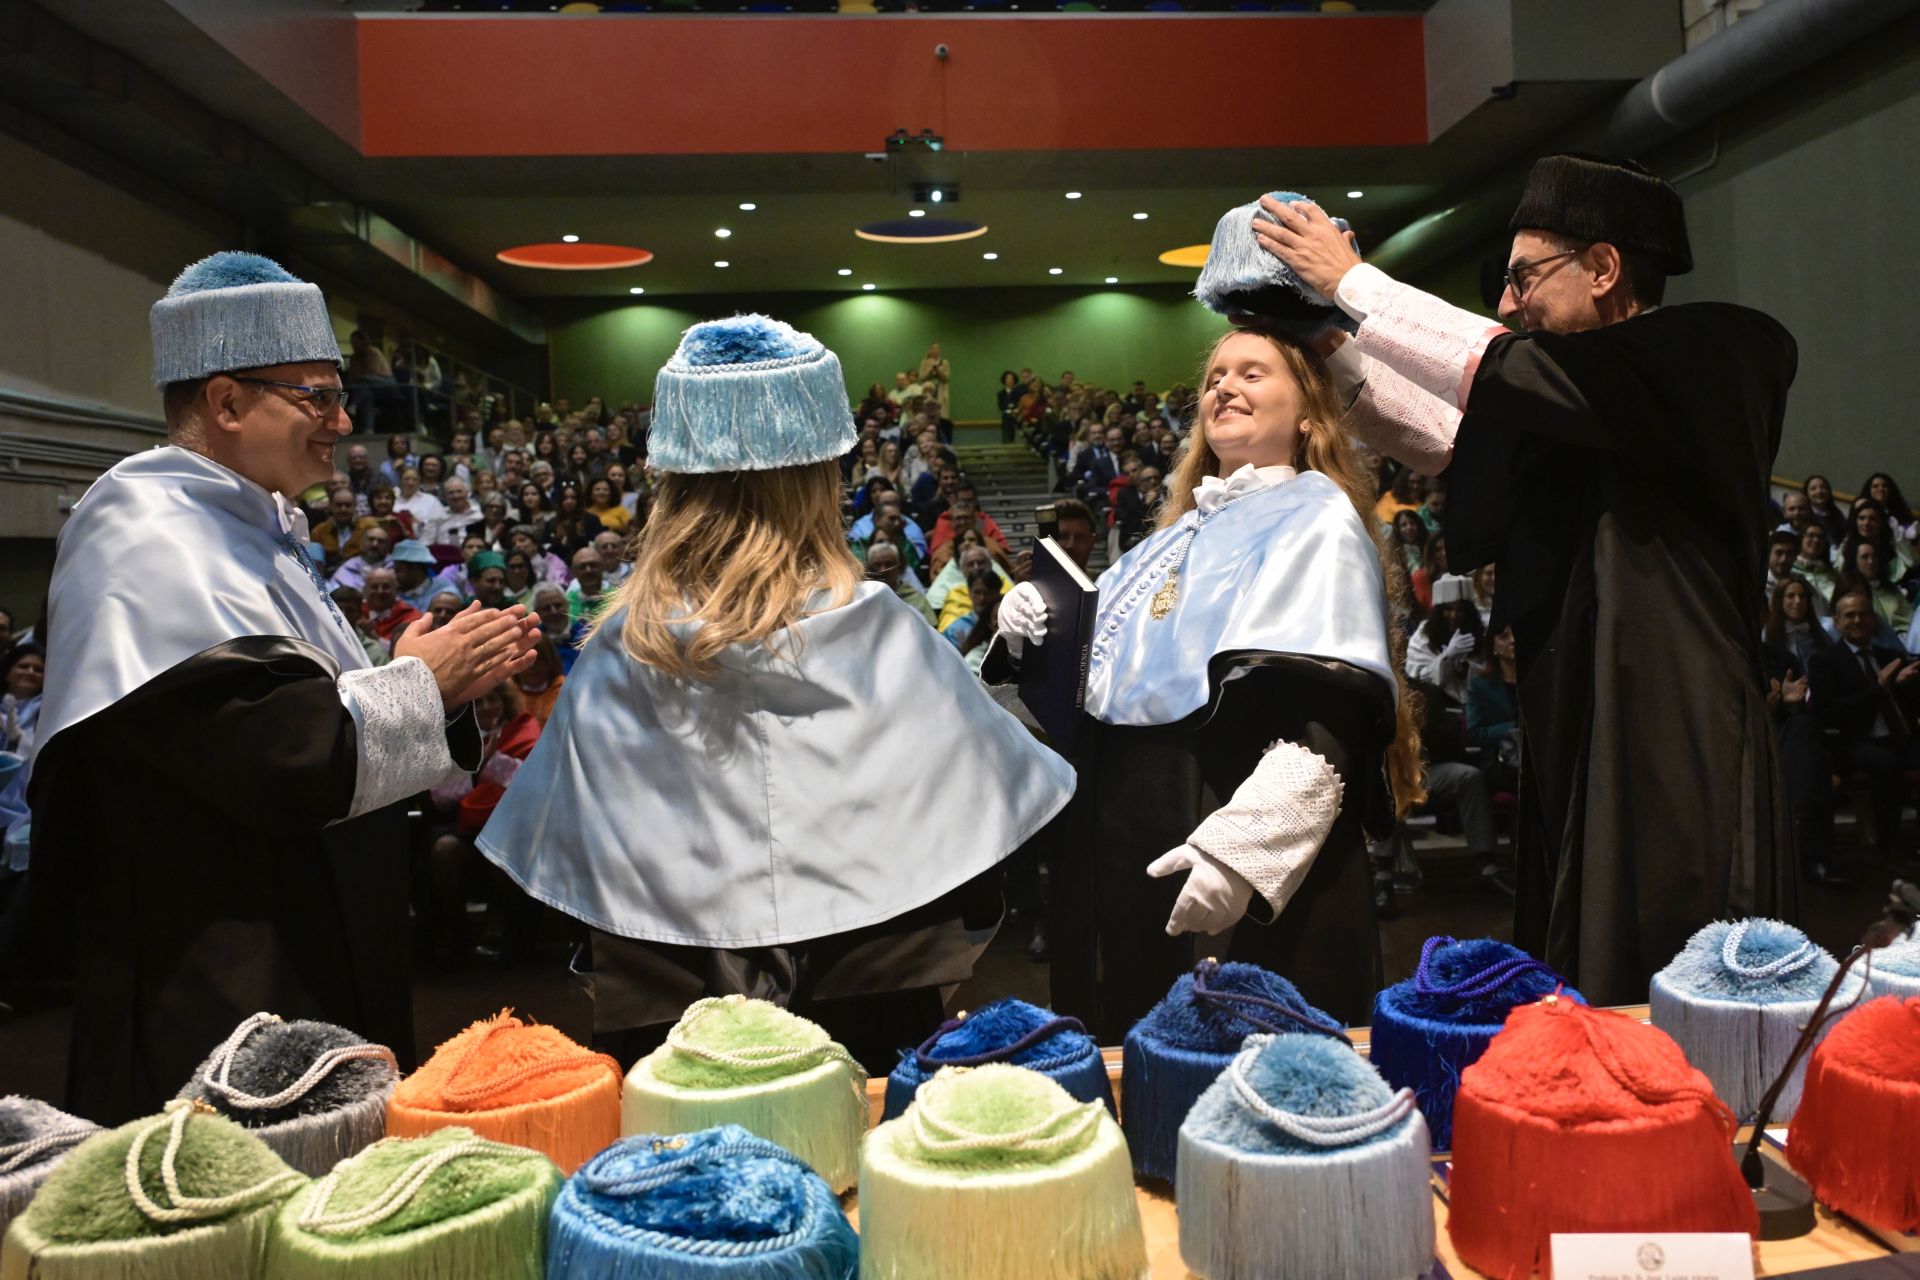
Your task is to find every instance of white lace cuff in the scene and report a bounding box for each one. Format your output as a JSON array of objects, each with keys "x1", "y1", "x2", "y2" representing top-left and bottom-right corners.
[
  {"x1": 337, "y1": 657, "x2": 458, "y2": 819},
  {"x1": 1346, "y1": 355, "x2": 1461, "y2": 476},
  {"x1": 1337, "y1": 263, "x2": 1508, "y2": 408},
  {"x1": 1187, "y1": 740, "x2": 1343, "y2": 917}
]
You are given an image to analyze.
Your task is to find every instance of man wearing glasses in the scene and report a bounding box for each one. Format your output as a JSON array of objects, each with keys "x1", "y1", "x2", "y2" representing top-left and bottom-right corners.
[
  {"x1": 1256, "y1": 153, "x2": 1798, "y2": 1005},
  {"x1": 29, "y1": 252, "x2": 540, "y2": 1123}
]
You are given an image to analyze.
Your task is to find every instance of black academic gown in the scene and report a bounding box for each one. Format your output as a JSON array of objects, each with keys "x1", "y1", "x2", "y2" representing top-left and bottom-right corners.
[
  {"x1": 27, "y1": 636, "x2": 478, "y2": 1125},
  {"x1": 1050, "y1": 655, "x2": 1396, "y2": 1042},
  {"x1": 1445, "y1": 302, "x2": 1798, "y2": 1004}
]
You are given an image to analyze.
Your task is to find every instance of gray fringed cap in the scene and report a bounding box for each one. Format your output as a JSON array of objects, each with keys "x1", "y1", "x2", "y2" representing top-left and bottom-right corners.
[
  {"x1": 1194, "y1": 191, "x2": 1359, "y2": 338},
  {"x1": 151, "y1": 251, "x2": 342, "y2": 388},
  {"x1": 648, "y1": 314, "x2": 857, "y2": 474},
  {"x1": 176, "y1": 1012, "x2": 399, "y2": 1177},
  {"x1": 0, "y1": 1096, "x2": 100, "y2": 1239}
]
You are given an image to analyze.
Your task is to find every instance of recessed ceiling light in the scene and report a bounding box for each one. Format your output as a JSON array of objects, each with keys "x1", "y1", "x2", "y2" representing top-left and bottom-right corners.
[
  {"x1": 908, "y1": 210, "x2": 926, "y2": 218},
  {"x1": 982, "y1": 252, "x2": 999, "y2": 261},
  {"x1": 561, "y1": 234, "x2": 579, "y2": 243},
  {"x1": 1347, "y1": 190, "x2": 1365, "y2": 199},
  {"x1": 837, "y1": 268, "x2": 853, "y2": 276},
  {"x1": 715, "y1": 228, "x2": 732, "y2": 238},
  {"x1": 1132, "y1": 212, "x2": 1149, "y2": 221},
  {"x1": 862, "y1": 283, "x2": 877, "y2": 291},
  {"x1": 739, "y1": 202, "x2": 757, "y2": 211},
  {"x1": 714, "y1": 260, "x2": 730, "y2": 268},
  {"x1": 628, "y1": 286, "x2": 645, "y2": 295},
  {"x1": 1065, "y1": 191, "x2": 1082, "y2": 200},
  {"x1": 1105, "y1": 276, "x2": 1119, "y2": 284},
  {"x1": 1048, "y1": 267, "x2": 1063, "y2": 276}
]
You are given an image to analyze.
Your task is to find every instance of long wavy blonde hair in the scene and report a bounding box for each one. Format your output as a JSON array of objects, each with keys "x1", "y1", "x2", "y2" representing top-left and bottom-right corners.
[
  {"x1": 603, "y1": 459, "x2": 860, "y2": 680},
  {"x1": 1163, "y1": 326, "x2": 1426, "y2": 815}
]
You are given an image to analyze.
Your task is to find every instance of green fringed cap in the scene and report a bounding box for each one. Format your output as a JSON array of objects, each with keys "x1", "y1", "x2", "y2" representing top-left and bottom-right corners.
[
  {"x1": 652, "y1": 997, "x2": 866, "y2": 1092},
  {"x1": 894, "y1": 1065, "x2": 1105, "y2": 1172},
  {"x1": 266, "y1": 1127, "x2": 561, "y2": 1280}
]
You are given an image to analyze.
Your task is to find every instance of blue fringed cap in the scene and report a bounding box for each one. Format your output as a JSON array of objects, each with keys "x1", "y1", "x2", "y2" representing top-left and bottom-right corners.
[
  {"x1": 1867, "y1": 928, "x2": 1920, "y2": 1000},
  {"x1": 1368, "y1": 936, "x2": 1578, "y2": 1151},
  {"x1": 649, "y1": 315, "x2": 856, "y2": 474},
  {"x1": 1650, "y1": 918, "x2": 1863, "y2": 1121},
  {"x1": 151, "y1": 252, "x2": 340, "y2": 388},
  {"x1": 1176, "y1": 1034, "x2": 1433, "y2": 1280},
  {"x1": 1193, "y1": 192, "x2": 1359, "y2": 337},
  {"x1": 1120, "y1": 960, "x2": 1345, "y2": 1183},
  {"x1": 547, "y1": 1125, "x2": 858, "y2": 1280},
  {"x1": 881, "y1": 998, "x2": 1112, "y2": 1123}
]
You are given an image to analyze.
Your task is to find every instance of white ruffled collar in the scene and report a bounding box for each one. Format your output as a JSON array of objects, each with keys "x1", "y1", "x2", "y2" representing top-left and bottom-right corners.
[{"x1": 1194, "y1": 462, "x2": 1297, "y2": 514}]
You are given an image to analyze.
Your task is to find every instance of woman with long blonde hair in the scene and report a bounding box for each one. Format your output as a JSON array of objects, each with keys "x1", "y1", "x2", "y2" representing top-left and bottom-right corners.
[
  {"x1": 478, "y1": 315, "x2": 1072, "y2": 1063},
  {"x1": 997, "y1": 322, "x2": 1421, "y2": 1034}
]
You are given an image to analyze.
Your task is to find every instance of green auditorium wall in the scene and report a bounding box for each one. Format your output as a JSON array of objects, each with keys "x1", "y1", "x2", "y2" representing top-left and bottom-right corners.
[{"x1": 547, "y1": 285, "x2": 1232, "y2": 423}]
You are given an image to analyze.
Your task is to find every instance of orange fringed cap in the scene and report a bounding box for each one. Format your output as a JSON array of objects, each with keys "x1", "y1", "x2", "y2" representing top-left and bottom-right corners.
[
  {"x1": 1448, "y1": 996, "x2": 1758, "y2": 1280},
  {"x1": 1786, "y1": 994, "x2": 1920, "y2": 1233},
  {"x1": 386, "y1": 1009, "x2": 621, "y2": 1174}
]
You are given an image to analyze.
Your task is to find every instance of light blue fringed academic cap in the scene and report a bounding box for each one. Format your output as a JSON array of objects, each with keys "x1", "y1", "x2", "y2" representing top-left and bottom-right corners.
[
  {"x1": 546, "y1": 1125, "x2": 858, "y2": 1280},
  {"x1": 648, "y1": 315, "x2": 857, "y2": 474},
  {"x1": 151, "y1": 252, "x2": 341, "y2": 388},
  {"x1": 1193, "y1": 192, "x2": 1359, "y2": 339}
]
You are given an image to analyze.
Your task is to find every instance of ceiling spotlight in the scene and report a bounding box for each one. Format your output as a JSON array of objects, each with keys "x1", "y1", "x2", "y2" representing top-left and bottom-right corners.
[
  {"x1": 909, "y1": 210, "x2": 926, "y2": 218},
  {"x1": 628, "y1": 286, "x2": 645, "y2": 295},
  {"x1": 1065, "y1": 191, "x2": 1082, "y2": 200},
  {"x1": 715, "y1": 228, "x2": 732, "y2": 238},
  {"x1": 930, "y1": 190, "x2": 944, "y2": 203},
  {"x1": 714, "y1": 260, "x2": 730, "y2": 268},
  {"x1": 1048, "y1": 267, "x2": 1063, "y2": 276},
  {"x1": 837, "y1": 268, "x2": 853, "y2": 276},
  {"x1": 1105, "y1": 276, "x2": 1119, "y2": 284},
  {"x1": 561, "y1": 234, "x2": 580, "y2": 243},
  {"x1": 739, "y1": 202, "x2": 757, "y2": 211},
  {"x1": 862, "y1": 283, "x2": 877, "y2": 291},
  {"x1": 982, "y1": 252, "x2": 998, "y2": 260},
  {"x1": 1132, "y1": 212, "x2": 1149, "y2": 221},
  {"x1": 1347, "y1": 190, "x2": 1364, "y2": 199},
  {"x1": 912, "y1": 182, "x2": 960, "y2": 206}
]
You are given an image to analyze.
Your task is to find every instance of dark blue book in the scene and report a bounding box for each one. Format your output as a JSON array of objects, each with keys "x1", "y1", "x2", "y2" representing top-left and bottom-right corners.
[{"x1": 1018, "y1": 536, "x2": 1097, "y2": 753}]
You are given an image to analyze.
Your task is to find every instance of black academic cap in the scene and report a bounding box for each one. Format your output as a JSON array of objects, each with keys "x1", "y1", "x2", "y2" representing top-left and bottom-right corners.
[{"x1": 1508, "y1": 153, "x2": 1693, "y2": 276}]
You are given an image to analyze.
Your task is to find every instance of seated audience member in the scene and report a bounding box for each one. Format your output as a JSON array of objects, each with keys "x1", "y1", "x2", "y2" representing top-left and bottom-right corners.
[
  {"x1": 328, "y1": 525, "x2": 394, "y2": 592},
  {"x1": 469, "y1": 551, "x2": 509, "y2": 609},
  {"x1": 1765, "y1": 529, "x2": 1803, "y2": 609},
  {"x1": 360, "y1": 566, "x2": 422, "y2": 648},
  {"x1": 1470, "y1": 564, "x2": 1497, "y2": 627},
  {"x1": 933, "y1": 543, "x2": 1016, "y2": 632},
  {"x1": 391, "y1": 539, "x2": 450, "y2": 612},
  {"x1": 1024, "y1": 497, "x2": 1099, "y2": 578},
  {"x1": 1851, "y1": 496, "x2": 1918, "y2": 583},
  {"x1": 313, "y1": 488, "x2": 376, "y2": 567},
  {"x1": 1843, "y1": 537, "x2": 1916, "y2": 638},
  {"x1": 508, "y1": 525, "x2": 570, "y2": 586},
  {"x1": 930, "y1": 484, "x2": 1010, "y2": 556},
  {"x1": 1778, "y1": 489, "x2": 1811, "y2": 534},
  {"x1": 864, "y1": 540, "x2": 936, "y2": 626},
  {"x1": 1, "y1": 643, "x2": 45, "y2": 755},
  {"x1": 1374, "y1": 467, "x2": 1424, "y2": 524},
  {"x1": 1466, "y1": 627, "x2": 1521, "y2": 794},
  {"x1": 1411, "y1": 532, "x2": 1449, "y2": 613},
  {"x1": 914, "y1": 463, "x2": 962, "y2": 531},
  {"x1": 425, "y1": 590, "x2": 465, "y2": 631},
  {"x1": 394, "y1": 466, "x2": 445, "y2": 534},
  {"x1": 1794, "y1": 523, "x2": 1841, "y2": 609},
  {"x1": 434, "y1": 477, "x2": 486, "y2": 546},
  {"x1": 587, "y1": 477, "x2": 632, "y2": 534},
  {"x1": 502, "y1": 550, "x2": 540, "y2": 609},
  {"x1": 592, "y1": 529, "x2": 632, "y2": 587},
  {"x1": 851, "y1": 490, "x2": 930, "y2": 562},
  {"x1": 424, "y1": 679, "x2": 544, "y2": 962},
  {"x1": 549, "y1": 483, "x2": 605, "y2": 557},
  {"x1": 365, "y1": 482, "x2": 410, "y2": 542},
  {"x1": 1112, "y1": 466, "x2": 1162, "y2": 552},
  {"x1": 566, "y1": 547, "x2": 611, "y2": 623},
  {"x1": 1389, "y1": 509, "x2": 1427, "y2": 576},
  {"x1": 327, "y1": 586, "x2": 390, "y2": 667},
  {"x1": 1805, "y1": 474, "x2": 1849, "y2": 544},
  {"x1": 1807, "y1": 585, "x2": 1920, "y2": 859},
  {"x1": 1762, "y1": 578, "x2": 1839, "y2": 882},
  {"x1": 1406, "y1": 576, "x2": 1485, "y2": 707},
  {"x1": 943, "y1": 570, "x2": 1003, "y2": 673},
  {"x1": 514, "y1": 635, "x2": 567, "y2": 725},
  {"x1": 1863, "y1": 471, "x2": 1919, "y2": 543},
  {"x1": 533, "y1": 582, "x2": 587, "y2": 674},
  {"x1": 1417, "y1": 475, "x2": 1448, "y2": 532},
  {"x1": 378, "y1": 432, "x2": 418, "y2": 487}
]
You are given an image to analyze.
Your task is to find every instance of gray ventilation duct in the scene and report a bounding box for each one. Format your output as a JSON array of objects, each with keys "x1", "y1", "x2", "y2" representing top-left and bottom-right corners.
[{"x1": 1370, "y1": 0, "x2": 1920, "y2": 278}]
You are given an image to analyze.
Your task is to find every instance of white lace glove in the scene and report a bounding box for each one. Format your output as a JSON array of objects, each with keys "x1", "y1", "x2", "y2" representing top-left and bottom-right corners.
[
  {"x1": 1441, "y1": 630, "x2": 1477, "y2": 662},
  {"x1": 1147, "y1": 845, "x2": 1255, "y2": 936},
  {"x1": 1184, "y1": 739, "x2": 1344, "y2": 920},
  {"x1": 997, "y1": 581, "x2": 1049, "y2": 658}
]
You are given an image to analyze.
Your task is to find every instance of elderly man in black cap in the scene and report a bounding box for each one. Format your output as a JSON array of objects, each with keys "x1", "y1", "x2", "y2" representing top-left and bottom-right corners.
[{"x1": 1257, "y1": 153, "x2": 1798, "y2": 1003}]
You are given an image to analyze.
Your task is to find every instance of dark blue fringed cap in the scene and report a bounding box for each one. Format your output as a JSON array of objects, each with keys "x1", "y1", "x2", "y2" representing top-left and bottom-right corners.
[
  {"x1": 881, "y1": 999, "x2": 1113, "y2": 1123},
  {"x1": 1121, "y1": 961, "x2": 1347, "y2": 1182},
  {"x1": 1193, "y1": 192, "x2": 1360, "y2": 338},
  {"x1": 547, "y1": 1124, "x2": 858, "y2": 1280},
  {"x1": 1369, "y1": 937, "x2": 1579, "y2": 1151}
]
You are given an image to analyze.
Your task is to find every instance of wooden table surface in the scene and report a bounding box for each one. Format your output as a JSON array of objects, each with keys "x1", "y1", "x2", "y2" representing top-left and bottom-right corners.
[{"x1": 855, "y1": 1005, "x2": 1894, "y2": 1278}]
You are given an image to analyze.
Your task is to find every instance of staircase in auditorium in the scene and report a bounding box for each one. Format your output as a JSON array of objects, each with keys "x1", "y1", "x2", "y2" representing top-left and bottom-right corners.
[{"x1": 951, "y1": 441, "x2": 1110, "y2": 576}]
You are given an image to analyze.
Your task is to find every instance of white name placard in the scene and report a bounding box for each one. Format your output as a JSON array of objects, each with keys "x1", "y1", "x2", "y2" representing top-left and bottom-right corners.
[{"x1": 1548, "y1": 1232, "x2": 1755, "y2": 1280}]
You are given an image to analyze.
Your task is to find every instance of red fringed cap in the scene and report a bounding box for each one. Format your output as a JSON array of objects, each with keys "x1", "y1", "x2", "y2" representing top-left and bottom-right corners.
[
  {"x1": 1786, "y1": 994, "x2": 1920, "y2": 1233},
  {"x1": 1448, "y1": 996, "x2": 1758, "y2": 1280}
]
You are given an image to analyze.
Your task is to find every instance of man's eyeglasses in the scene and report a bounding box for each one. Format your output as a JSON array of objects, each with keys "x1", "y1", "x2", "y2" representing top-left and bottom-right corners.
[
  {"x1": 1502, "y1": 248, "x2": 1583, "y2": 298},
  {"x1": 231, "y1": 376, "x2": 349, "y2": 414}
]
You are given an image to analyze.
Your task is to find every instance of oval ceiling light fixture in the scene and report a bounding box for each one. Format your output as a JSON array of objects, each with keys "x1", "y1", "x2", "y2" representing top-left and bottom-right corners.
[
  {"x1": 855, "y1": 218, "x2": 989, "y2": 245},
  {"x1": 739, "y1": 202, "x2": 758, "y2": 211},
  {"x1": 1347, "y1": 190, "x2": 1365, "y2": 199},
  {"x1": 862, "y1": 283, "x2": 878, "y2": 291},
  {"x1": 1065, "y1": 191, "x2": 1082, "y2": 200},
  {"x1": 561, "y1": 234, "x2": 580, "y2": 243},
  {"x1": 497, "y1": 242, "x2": 654, "y2": 270},
  {"x1": 628, "y1": 286, "x2": 645, "y2": 295},
  {"x1": 1157, "y1": 244, "x2": 1211, "y2": 268},
  {"x1": 982, "y1": 252, "x2": 999, "y2": 261},
  {"x1": 1132, "y1": 212, "x2": 1150, "y2": 221},
  {"x1": 715, "y1": 228, "x2": 732, "y2": 238},
  {"x1": 1048, "y1": 267, "x2": 1063, "y2": 276},
  {"x1": 908, "y1": 210, "x2": 926, "y2": 218},
  {"x1": 837, "y1": 268, "x2": 853, "y2": 276},
  {"x1": 1105, "y1": 276, "x2": 1119, "y2": 284},
  {"x1": 714, "y1": 260, "x2": 730, "y2": 268}
]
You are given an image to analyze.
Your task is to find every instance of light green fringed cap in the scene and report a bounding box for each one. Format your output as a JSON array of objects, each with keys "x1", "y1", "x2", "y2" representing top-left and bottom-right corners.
[
  {"x1": 651, "y1": 996, "x2": 866, "y2": 1091},
  {"x1": 895, "y1": 1065, "x2": 1105, "y2": 1172},
  {"x1": 266, "y1": 1127, "x2": 561, "y2": 1280},
  {"x1": 1, "y1": 1100, "x2": 305, "y2": 1280}
]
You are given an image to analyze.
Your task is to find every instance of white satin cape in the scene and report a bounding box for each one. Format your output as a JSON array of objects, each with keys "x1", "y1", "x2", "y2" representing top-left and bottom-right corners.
[
  {"x1": 1086, "y1": 468, "x2": 1395, "y2": 727},
  {"x1": 477, "y1": 581, "x2": 1075, "y2": 948}
]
